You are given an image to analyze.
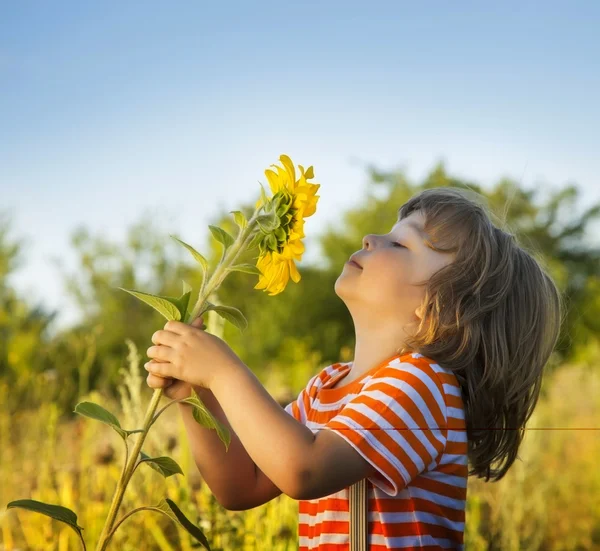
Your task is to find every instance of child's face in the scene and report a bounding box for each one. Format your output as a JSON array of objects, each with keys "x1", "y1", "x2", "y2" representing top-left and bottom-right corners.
[{"x1": 335, "y1": 210, "x2": 456, "y2": 329}]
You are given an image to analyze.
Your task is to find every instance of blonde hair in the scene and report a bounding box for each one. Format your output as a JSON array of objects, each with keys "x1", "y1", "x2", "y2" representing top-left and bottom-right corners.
[{"x1": 398, "y1": 187, "x2": 563, "y2": 482}]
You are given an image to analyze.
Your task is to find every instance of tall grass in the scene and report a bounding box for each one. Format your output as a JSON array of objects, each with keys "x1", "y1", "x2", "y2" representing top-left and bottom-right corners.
[{"x1": 2, "y1": 349, "x2": 599, "y2": 550}]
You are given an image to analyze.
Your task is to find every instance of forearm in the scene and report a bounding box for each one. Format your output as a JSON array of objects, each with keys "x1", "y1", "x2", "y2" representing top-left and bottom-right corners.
[
  {"x1": 211, "y1": 363, "x2": 316, "y2": 499},
  {"x1": 177, "y1": 386, "x2": 257, "y2": 508}
]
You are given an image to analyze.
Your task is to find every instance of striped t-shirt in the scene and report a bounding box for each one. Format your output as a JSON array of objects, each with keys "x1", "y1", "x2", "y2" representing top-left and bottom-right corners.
[{"x1": 284, "y1": 351, "x2": 468, "y2": 550}]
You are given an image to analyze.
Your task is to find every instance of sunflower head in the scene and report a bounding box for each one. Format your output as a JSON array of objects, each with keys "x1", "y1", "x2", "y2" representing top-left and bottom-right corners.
[{"x1": 253, "y1": 154, "x2": 320, "y2": 296}]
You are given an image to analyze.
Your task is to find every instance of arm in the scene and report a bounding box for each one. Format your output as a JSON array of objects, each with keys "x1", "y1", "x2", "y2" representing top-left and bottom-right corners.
[
  {"x1": 209, "y1": 362, "x2": 380, "y2": 502},
  {"x1": 178, "y1": 386, "x2": 259, "y2": 510},
  {"x1": 226, "y1": 465, "x2": 283, "y2": 511},
  {"x1": 209, "y1": 362, "x2": 319, "y2": 500}
]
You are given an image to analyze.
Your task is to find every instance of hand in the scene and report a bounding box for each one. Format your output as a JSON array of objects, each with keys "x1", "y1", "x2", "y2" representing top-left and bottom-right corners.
[
  {"x1": 145, "y1": 316, "x2": 243, "y2": 390},
  {"x1": 145, "y1": 316, "x2": 205, "y2": 401}
]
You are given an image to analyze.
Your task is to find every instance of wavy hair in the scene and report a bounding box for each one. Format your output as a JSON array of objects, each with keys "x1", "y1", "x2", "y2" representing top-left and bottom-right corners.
[{"x1": 397, "y1": 187, "x2": 563, "y2": 482}]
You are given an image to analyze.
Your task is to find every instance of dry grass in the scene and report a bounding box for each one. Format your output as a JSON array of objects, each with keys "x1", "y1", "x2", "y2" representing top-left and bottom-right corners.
[{"x1": 2, "y1": 345, "x2": 599, "y2": 550}]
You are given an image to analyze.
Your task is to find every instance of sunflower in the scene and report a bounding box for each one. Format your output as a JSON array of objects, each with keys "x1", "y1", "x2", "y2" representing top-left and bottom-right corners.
[{"x1": 253, "y1": 154, "x2": 320, "y2": 295}]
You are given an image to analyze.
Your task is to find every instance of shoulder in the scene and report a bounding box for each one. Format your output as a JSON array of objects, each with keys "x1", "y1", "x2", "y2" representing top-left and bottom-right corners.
[
  {"x1": 371, "y1": 352, "x2": 454, "y2": 388},
  {"x1": 307, "y1": 361, "x2": 352, "y2": 394},
  {"x1": 364, "y1": 353, "x2": 451, "y2": 417}
]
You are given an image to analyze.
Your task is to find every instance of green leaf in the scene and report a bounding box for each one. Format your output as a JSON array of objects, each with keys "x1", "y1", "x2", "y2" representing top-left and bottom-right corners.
[
  {"x1": 7, "y1": 499, "x2": 85, "y2": 543},
  {"x1": 158, "y1": 498, "x2": 212, "y2": 550},
  {"x1": 74, "y1": 401, "x2": 127, "y2": 440},
  {"x1": 182, "y1": 280, "x2": 193, "y2": 296},
  {"x1": 170, "y1": 235, "x2": 209, "y2": 273},
  {"x1": 118, "y1": 288, "x2": 182, "y2": 321},
  {"x1": 208, "y1": 225, "x2": 235, "y2": 251},
  {"x1": 170, "y1": 236, "x2": 209, "y2": 292},
  {"x1": 246, "y1": 230, "x2": 264, "y2": 251},
  {"x1": 265, "y1": 233, "x2": 278, "y2": 252},
  {"x1": 259, "y1": 182, "x2": 270, "y2": 209},
  {"x1": 181, "y1": 388, "x2": 231, "y2": 451},
  {"x1": 274, "y1": 226, "x2": 286, "y2": 242},
  {"x1": 226, "y1": 263, "x2": 262, "y2": 276},
  {"x1": 230, "y1": 210, "x2": 248, "y2": 231},
  {"x1": 173, "y1": 290, "x2": 192, "y2": 321},
  {"x1": 204, "y1": 304, "x2": 248, "y2": 332},
  {"x1": 139, "y1": 451, "x2": 184, "y2": 478},
  {"x1": 256, "y1": 213, "x2": 279, "y2": 233}
]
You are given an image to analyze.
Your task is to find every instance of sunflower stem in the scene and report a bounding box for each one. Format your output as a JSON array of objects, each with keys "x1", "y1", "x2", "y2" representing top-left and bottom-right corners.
[{"x1": 188, "y1": 209, "x2": 262, "y2": 321}]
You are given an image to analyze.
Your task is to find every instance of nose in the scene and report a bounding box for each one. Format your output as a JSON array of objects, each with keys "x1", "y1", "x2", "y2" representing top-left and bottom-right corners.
[{"x1": 362, "y1": 234, "x2": 378, "y2": 250}]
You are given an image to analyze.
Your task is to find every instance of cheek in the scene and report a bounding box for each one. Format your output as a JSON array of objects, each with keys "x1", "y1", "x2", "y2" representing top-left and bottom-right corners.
[{"x1": 364, "y1": 258, "x2": 413, "y2": 303}]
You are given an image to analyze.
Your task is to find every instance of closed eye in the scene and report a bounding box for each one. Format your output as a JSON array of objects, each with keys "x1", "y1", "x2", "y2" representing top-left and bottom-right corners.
[{"x1": 392, "y1": 242, "x2": 406, "y2": 248}]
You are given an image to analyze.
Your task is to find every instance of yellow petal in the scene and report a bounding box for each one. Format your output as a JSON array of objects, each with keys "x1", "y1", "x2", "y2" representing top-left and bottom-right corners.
[
  {"x1": 265, "y1": 168, "x2": 282, "y2": 194},
  {"x1": 289, "y1": 260, "x2": 301, "y2": 283},
  {"x1": 279, "y1": 155, "x2": 296, "y2": 189}
]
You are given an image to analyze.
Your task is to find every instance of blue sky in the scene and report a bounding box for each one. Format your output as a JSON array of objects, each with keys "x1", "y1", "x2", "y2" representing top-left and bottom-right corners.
[{"x1": 2, "y1": 1, "x2": 599, "y2": 334}]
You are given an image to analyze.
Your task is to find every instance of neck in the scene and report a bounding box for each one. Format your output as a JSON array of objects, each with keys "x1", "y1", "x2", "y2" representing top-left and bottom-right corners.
[{"x1": 350, "y1": 318, "x2": 415, "y2": 375}]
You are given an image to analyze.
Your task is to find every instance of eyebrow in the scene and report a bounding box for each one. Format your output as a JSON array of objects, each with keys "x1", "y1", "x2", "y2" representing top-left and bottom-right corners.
[{"x1": 394, "y1": 218, "x2": 430, "y2": 241}]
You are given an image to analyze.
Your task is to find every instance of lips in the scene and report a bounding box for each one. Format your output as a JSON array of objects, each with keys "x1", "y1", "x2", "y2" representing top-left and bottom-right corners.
[{"x1": 348, "y1": 255, "x2": 363, "y2": 268}]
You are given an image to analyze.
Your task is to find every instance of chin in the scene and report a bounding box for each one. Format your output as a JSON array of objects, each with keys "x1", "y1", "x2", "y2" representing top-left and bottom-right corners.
[{"x1": 334, "y1": 276, "x2": 357, "y2": 303}]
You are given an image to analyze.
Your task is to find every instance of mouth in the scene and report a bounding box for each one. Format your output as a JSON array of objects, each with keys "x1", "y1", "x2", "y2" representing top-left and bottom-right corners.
[{"x1": 346, "y1": 260, "x2": 362, "y2": 269}]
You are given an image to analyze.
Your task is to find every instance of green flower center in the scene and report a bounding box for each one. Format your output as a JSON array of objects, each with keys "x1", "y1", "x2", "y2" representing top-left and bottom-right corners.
[{"x1": 257, "y1": 191, "x2": 297, "y2": 255}]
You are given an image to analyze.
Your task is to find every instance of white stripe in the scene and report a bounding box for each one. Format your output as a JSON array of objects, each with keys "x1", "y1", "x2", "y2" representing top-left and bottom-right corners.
[
  {"x1": 312, "y1": 392, "x2": 359, "y2": 411},
  {"x1": 418, "y1": 534, "x2": 464, "y2": 549},
  {"x1": 443, "y1": 383, "x2": 463, "y2": 397},
  {"x1": 438, "y1": 453, "x2": 469, "y2": 466},
  {"x1": 448, "y1": 428, "x2": 468, "y2": 442},
  {"x1": 410, "y1": 486, "x2": 466, "y2": 510},
  {"x1": 447, "y1": 406, "x2": 465, "y2": 419},
  {"x1": 424, "y1": 469, "x2": 468, "y2": 488}
]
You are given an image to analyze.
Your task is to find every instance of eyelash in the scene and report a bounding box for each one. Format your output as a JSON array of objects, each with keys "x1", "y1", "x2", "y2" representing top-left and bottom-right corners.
[{"x1": 392, "y1": 242, "x2": 406, "y2": 248}]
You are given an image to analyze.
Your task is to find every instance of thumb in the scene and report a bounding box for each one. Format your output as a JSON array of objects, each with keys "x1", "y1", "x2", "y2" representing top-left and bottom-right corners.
[{"x1": 190, "y1": 316, "x2": 205, "y2": 329}]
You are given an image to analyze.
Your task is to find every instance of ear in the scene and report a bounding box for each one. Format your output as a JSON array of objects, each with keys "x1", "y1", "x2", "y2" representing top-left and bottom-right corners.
[{"x1": 414, "y1": 304, "x2": 424, "y2": 320}]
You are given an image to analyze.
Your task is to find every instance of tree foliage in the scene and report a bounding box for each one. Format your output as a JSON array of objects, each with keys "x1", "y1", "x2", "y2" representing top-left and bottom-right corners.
[{"x1": 1, "y1": 162, "x2": 599, "y2": 413}]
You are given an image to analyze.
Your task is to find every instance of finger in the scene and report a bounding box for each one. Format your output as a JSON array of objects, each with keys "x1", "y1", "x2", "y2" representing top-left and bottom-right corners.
[
  {"x1": 146, "y1": 373, "x2": 173, "y2": 389},
  {"x1": 146, "y1": 344, "x2": 175, "y2": 363},
  {"x1": 145, "y1": 360, "x2": 175, "y2": 378},
  {"x1": 164, "y1": 320, "x2": 191, "y2": 335},
  {"x1": 190, "y1": 318, "x2": 207, "y2": 331},
  {"x1": 151, "y1": 329, "x2": 179, "y2": 346}
]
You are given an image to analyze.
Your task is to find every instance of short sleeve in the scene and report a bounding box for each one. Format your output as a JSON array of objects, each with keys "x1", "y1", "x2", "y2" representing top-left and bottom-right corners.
[
  {"x1": 321, "y1": 361, "x2": 448, "y2": 496},
  {"x1": 283, "y1": 373, "x2": 320, "y2": 424}
]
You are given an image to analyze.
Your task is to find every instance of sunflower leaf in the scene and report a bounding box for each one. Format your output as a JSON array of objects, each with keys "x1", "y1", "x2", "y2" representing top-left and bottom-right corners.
[
  {"x1": 259, "y1": 182, "x2": 270, "y2": 209},
  {"x1": 139, "y1": 451, "x2": 184, "y2": 478},
  {"x1": 118, "y1": 288, "x2": 183, "y2": 321},
  {"x1": 169, "y1": 235, "x2": 209, "y2": 291},
  {"x1": 182, "y1": 280, "x2": 193, "y2": 296},
  {"x1": 6, "y1": 500, "x2": 85, "y2": 542},
  {"x1": 163, "y1": 498, "x2": 212, "y2": 550},
  {"x1": 230, "y1": 210, "x2": 248, "y2": 232},
  {"x1": 204, "y1": 304, "x2": 248, "y2": 332},
  {"x1": 208, "y1": 225, "x2": 235, "y2": 262},
  {"x1": 181, "y1": 388, "x2": 231, "y2": 451},
  {"x1": 173, "y1": 291, "x2": 192, "y2": 321},
  {"x1": 227, "y1": 263, "x2": 262, "y2": 276},
  {"x1": 74, "y1": 401, "x2": 127, "y2": 440}
]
